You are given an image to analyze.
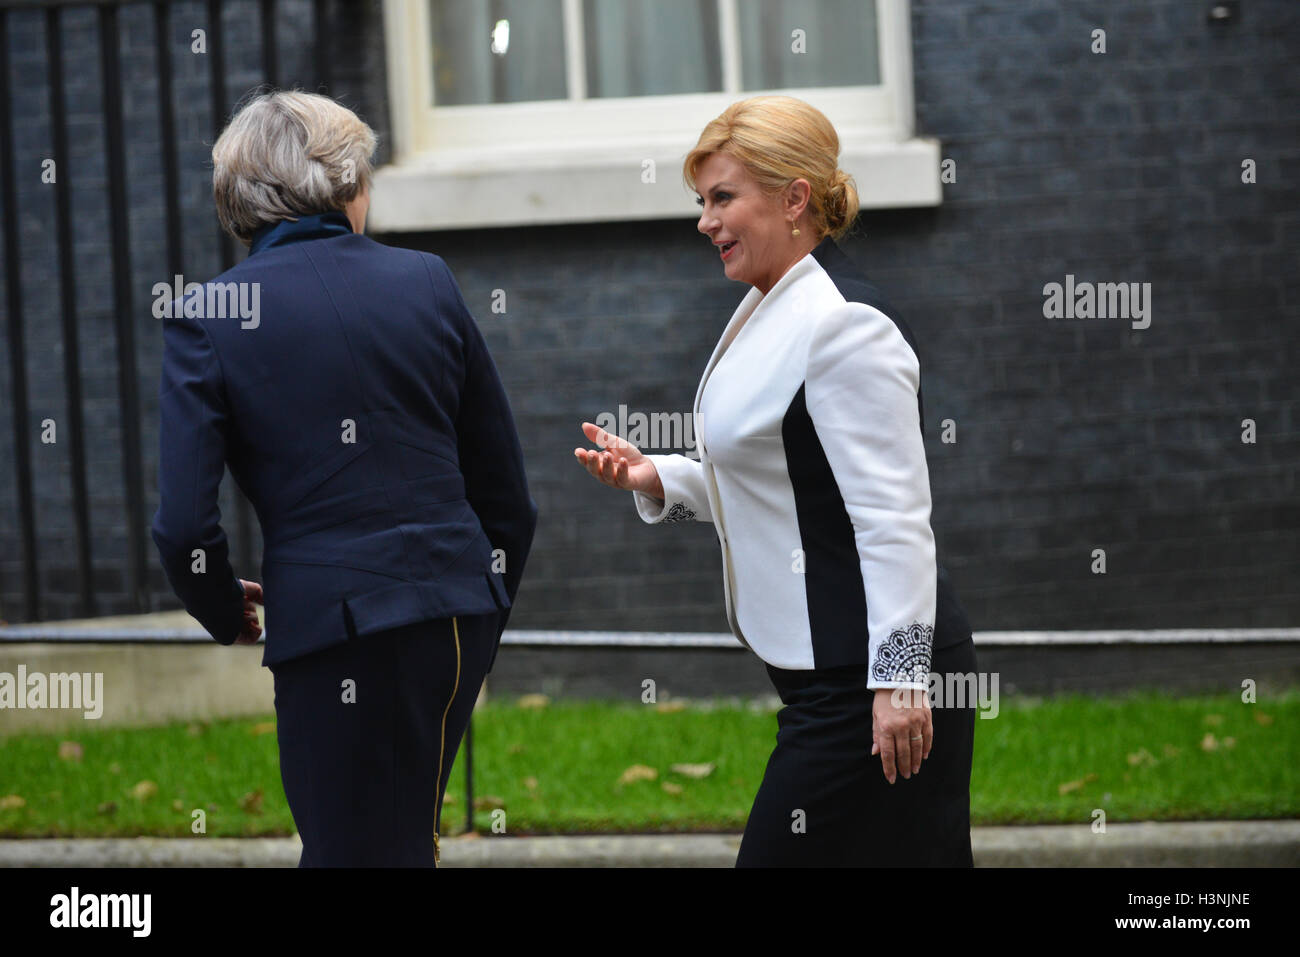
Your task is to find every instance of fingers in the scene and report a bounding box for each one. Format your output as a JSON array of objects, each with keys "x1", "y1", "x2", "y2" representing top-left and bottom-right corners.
[
  {"x1": 880, "y1": 727, "x2": 923, "y2": 784},
  {"x1": 894, "y1": 731, "x2": 911, "y2": 781},
  {"x1": 908, "y1": 728, "x2": 924, "y2": 778},
  {"x1": 580, "y1": 421, "x2": 635, "y2": 457},
  {"x1": 879, "y1": 736, "x2": 896, "y2": 784},
  {"x1": 234, "y1": 616, "x2": 262, "y2": 645},
  {"x1": 573, "y1": 447, "x2": 626, "y2": 488},
  {"x1": 239, "y1": 579, "x2": 264, "y2": 604},
  {"x1": 580, "y1": 421, "x2": 618, "y2": 452}
]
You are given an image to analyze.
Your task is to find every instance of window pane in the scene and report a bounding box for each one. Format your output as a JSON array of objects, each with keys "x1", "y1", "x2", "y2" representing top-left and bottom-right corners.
[
  {"x1": 739, "y1": 0, "x2": 880, "y2": 91},
  {"x1": 431, "y1": 0, "x2": 568, "y2": 105},
  {"x1": 583, "y1": 0, "x2": 722, "y2": 97}
]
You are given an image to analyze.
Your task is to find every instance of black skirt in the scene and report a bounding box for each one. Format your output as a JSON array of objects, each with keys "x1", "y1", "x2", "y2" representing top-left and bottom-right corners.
[{"x1": 736, "y1": 635, "x2": 978, "y2": 867}]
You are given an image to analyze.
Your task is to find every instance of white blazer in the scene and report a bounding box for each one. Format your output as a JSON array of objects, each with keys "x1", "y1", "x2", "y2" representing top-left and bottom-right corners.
[{"x1": 632, "y1": 237, "x2": 967, "y2": 690}]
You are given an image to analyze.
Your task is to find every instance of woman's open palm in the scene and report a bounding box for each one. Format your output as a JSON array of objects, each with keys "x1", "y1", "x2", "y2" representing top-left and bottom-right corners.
[{"x1": 574, "y1": 422, "x2": 663, "y2": 499}]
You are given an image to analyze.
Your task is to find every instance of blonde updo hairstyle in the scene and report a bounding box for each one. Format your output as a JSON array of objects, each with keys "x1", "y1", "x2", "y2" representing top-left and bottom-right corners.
[
  {"x1": 683, "y1": 95, "x2": 860, "y2": 241},
  {"x1": 212, "y1": 89, "x2": 377, "y2": 245}
]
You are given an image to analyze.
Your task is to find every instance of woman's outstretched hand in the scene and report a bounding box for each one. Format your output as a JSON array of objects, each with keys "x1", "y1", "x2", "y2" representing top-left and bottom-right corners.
[
  {"x1": 574, "y1": 422, "x2": 664, "y2": 501},
  {"x1": 871, "y1": 686, "x2": 933, "y2": 785}
]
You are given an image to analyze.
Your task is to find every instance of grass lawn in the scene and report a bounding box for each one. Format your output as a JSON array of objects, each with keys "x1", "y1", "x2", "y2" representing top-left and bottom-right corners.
[{"x1": 0, "y1": 689, "x2": 1295, "y2": 837}]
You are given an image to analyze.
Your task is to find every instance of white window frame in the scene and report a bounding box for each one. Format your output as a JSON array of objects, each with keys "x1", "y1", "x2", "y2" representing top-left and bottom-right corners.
[{"x1": 372, "y1": 0, "x2": 940, "y2": 231}]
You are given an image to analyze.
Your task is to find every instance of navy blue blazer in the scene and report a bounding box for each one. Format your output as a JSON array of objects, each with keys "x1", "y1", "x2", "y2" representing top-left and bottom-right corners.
[{"x1": 151, "y1": 211, "x2": 537, "y2": 667}]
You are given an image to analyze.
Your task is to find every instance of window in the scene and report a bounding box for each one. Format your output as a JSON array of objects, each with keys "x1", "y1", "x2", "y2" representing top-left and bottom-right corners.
[{"x1": 374, "y1": 0, "x2": 940, "y2": 230}]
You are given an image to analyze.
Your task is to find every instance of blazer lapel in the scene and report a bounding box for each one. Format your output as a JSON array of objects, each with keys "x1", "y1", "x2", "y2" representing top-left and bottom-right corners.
[{"x1": 692, "y1": 253, "x2": 820, "y2": 421}]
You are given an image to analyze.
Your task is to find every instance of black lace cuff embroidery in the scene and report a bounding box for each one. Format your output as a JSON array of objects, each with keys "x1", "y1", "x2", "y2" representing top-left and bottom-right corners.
[
  {"x1": 662, "y1": 502, "x2": 696, "y2": 523},
  {"x1": 871, "y1": 622, "x2": 934, "y2": 684}
]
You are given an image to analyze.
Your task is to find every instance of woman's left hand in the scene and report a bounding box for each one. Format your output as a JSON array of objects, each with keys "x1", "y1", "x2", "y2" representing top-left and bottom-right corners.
[
  {"x1": 871, "y1": 686, "x2": 932, "y2": 784},
  {"x1": 235, "y1": 579, "x2": 264, "y2": 645}
]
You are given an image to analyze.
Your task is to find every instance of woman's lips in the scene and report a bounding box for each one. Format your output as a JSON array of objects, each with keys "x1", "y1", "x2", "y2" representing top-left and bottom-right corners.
[{"x1": 719, "y1": 240, "x2": 738, "y2": 261}]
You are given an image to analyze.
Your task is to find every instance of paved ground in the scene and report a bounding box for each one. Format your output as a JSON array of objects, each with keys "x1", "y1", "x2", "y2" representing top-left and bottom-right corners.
[{"x1": 2, "y1": 821, "x2": 1297, "y2": 867}]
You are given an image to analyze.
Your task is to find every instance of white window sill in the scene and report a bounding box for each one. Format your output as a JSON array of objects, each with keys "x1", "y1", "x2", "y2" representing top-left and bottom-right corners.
[{"x1": 367, "y1": 135, "x2": 943, "y2": 232}]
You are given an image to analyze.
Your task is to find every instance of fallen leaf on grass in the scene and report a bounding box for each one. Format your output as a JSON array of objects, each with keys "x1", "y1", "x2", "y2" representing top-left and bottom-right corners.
[
  {"x1": 1200, "y1": 733, "x2": 1219, "y2": 752},
  {"x1": 473, "y1": 795, "x2": 506, "y2": 811},
  {"x1": 238, "y1": 790, "x2": 264, "y2": 814},
  {"x1": 656, "y1": 700, "x2": 688, "y2": 713},
  {"x1": 131, "y1": 780, "x2": 158, "y2": 801},
  {"x1": 517, "y1": 694, "x2": 550, "y2": 709},
  {"x1": 0, "y1": 795, "x2": 25, "y2": 811},
  {"x1": 1254, "y1": 711, "x2": 1273, "y2": 727},
  {"x1": 1126, "y1": 748, "x2": 1156, "y2": 767},
  {"x1": 58, "y1": 741, "x2": 83, "y2": 762},
  {"x1": 670, "y1": 762, "x2": 716, "y2": 779},
  {"x1": 1202, "y1": 713, "x2": 1224, "y2": 726},
  {"x1": 524, "y1": 776, "x2": 538, "y2": 791},
  {"x1": 172, "y1": 799, "x2": 184, "y2": 812},
  {"x1": 1058, "y1": 773, "x2": 1097, "y2": 795},
  {"x1": 618, "y1": 765, "x2": 658, "y2": 786},
  {"x1": 1223, "y1": 736, "x2": 1236, "y2": 748},
  {"x1": 662, "y1": 782, "x2": 683, "y2": 795},
  {"x1": 1162, "y1": 744, "x2": 1181, "y2": 758},
  {"x1": 249, "y1": 721, "x2": 276, "y2": 735}
]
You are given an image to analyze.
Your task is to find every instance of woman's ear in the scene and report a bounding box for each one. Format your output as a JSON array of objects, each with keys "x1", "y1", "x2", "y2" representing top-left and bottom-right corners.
[{"x1": 785, "y1": 178, "x2": 812, "y2": 222}]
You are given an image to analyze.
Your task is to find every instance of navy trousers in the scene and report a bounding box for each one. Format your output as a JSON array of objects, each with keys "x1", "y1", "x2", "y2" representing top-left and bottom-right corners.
[
  {"x1": 269, "y1": 611, "x2": 499, "y2": 867},
  {"x1": 735, "y1": 636, "x2": 978, "y2": 867}
]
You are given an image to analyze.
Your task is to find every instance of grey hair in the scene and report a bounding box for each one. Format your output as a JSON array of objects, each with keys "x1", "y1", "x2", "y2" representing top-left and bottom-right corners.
[{"x1": 212, "y1": 89, "x2": 377, "y2": 245}]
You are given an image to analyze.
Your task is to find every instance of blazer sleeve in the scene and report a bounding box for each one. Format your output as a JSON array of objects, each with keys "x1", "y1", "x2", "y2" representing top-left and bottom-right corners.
[
  {"x1": 632, "y1": 453, "x2": 713, "y2": 524},
  {"x1": 150, "y1": 304, "x2": 247, "y2": 645},
  {"x1": 805, "y1": 302, "x2": 937, "y2": 691},
  {"x1": 440, "y1": 258, "x2": 538, "y2": 635}
]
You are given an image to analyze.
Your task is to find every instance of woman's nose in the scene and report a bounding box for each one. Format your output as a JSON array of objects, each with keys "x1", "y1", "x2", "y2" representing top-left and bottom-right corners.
[{"x1": 697, "y1": 211, "x2": 716, "y2": 235}]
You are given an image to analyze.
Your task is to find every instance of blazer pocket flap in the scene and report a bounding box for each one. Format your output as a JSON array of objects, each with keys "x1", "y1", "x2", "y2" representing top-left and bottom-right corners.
[{"x1": 341, "y1": 580, "x2": 432, "y2": 639}]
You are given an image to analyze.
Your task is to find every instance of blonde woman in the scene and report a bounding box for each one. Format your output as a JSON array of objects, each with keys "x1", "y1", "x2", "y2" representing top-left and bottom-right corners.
[
  {"x1": 575, "y1": 96, "x2": 976, "y2": 866},
  {"x1": 153, "y1": 90, "x2": 536, "y2": 866}
]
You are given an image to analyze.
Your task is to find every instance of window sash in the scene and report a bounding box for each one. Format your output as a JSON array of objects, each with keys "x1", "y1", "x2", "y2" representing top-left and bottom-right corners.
[{"x1": 397, "y1": 0, "x2": 899, "y2": 157}]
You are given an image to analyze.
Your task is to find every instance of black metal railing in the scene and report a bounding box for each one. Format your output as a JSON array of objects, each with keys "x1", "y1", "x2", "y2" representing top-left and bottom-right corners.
[{"x1": 0, "y1": 0, "x2": 335, "y2": 624}]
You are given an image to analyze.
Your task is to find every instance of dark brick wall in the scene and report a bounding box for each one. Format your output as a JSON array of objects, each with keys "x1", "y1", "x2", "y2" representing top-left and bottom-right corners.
[
  {"x1": 896, "y1": 0, "x2": 1299, "y2": 627},
  {"x1": 1, "y1": 0, "x2": 1296, "y2": 632}
]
